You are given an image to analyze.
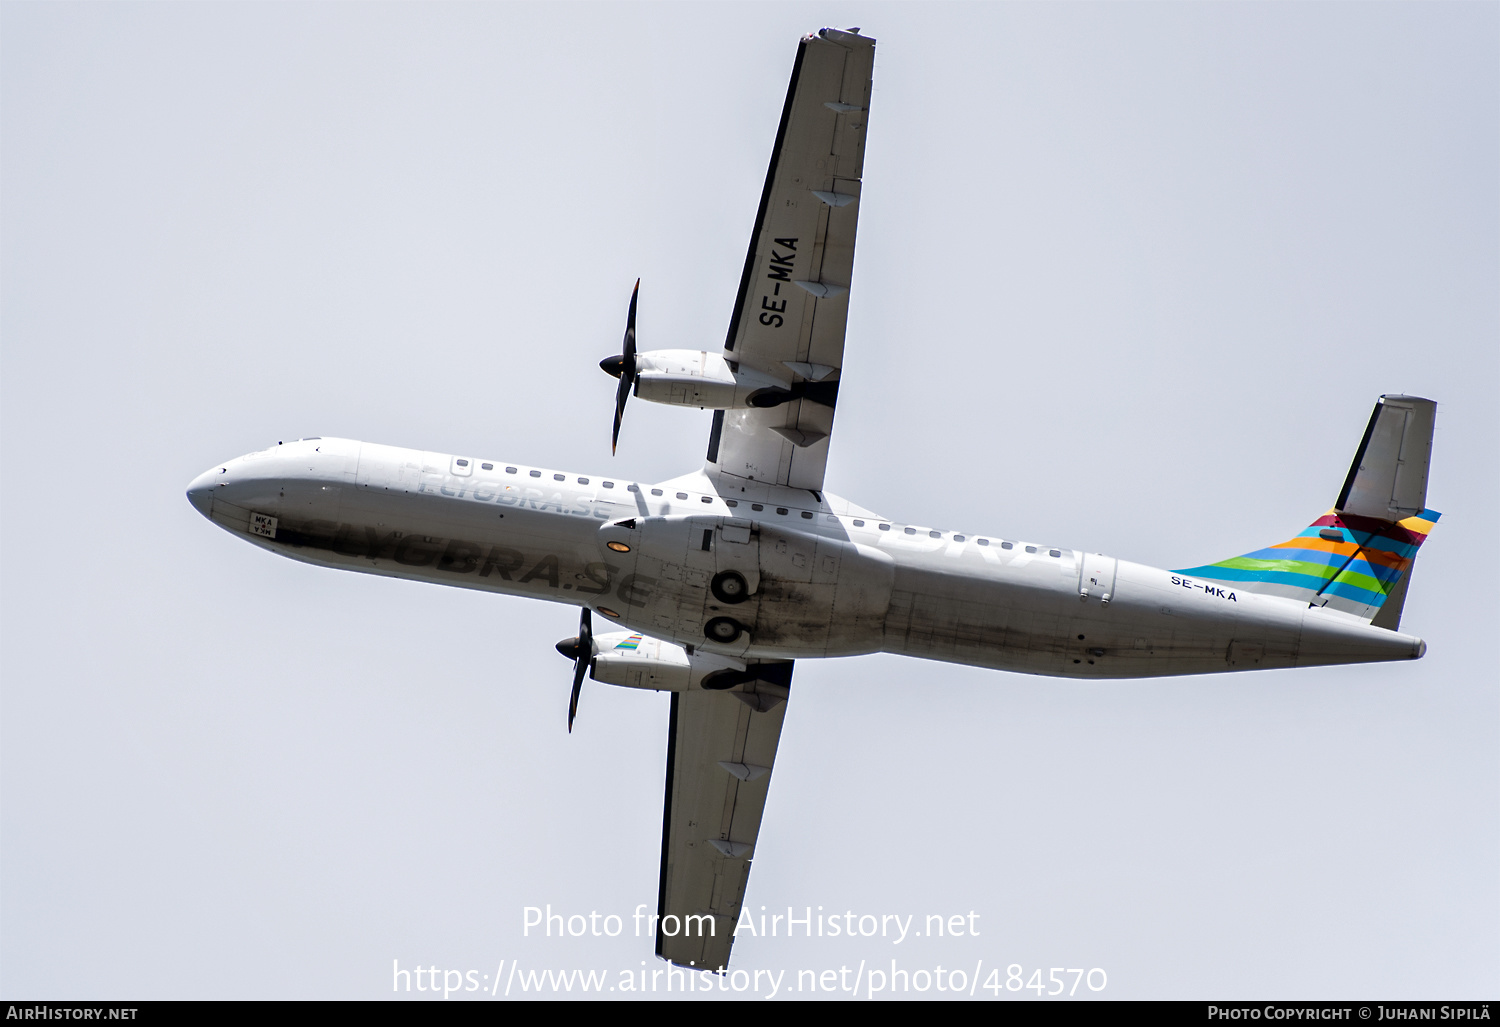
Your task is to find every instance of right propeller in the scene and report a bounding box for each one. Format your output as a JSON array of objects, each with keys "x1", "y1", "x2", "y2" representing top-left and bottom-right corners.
[
  {"x1": 554, "y1": 608, "x2": 594, "y2": 733},
  {"x1": 599, "y1": 279, "x2": 639, "y2": 454}
]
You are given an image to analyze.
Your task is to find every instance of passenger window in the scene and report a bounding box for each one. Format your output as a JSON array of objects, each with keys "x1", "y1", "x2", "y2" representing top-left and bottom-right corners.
[
  {"x1": 776, "y1": 507, "x2": 788, "y2": 515},
  {"x1": 904, "y1": 527, "x2": 916, "y2": 535},
  {"x1": 554, "y1": 474, "x2": 566, "y2": 482},
  {"x1": 676, "y1": 492, "x2": 688, "y2": 500},
  {"x1": 529, "y1": 470, "x2": 541, "y2": 478},
  {"x1": 481, "y1": 463, "x2": 493, "y2": 471},
  {"x1": 627, "y1": 484, "x2": 639, "y2": 492},
  {"x1": 977, "y1": 538, "x2": 989, "y2": 546},
  {"x1": 1025, "y1": 546, "x2": 1036, "y2": 554},
  {"x1": 1001, "y1": 541, "x2": 1013, "y2": 550},
  {"x1": 929, "y1": 530, "x2": 941, "y2": 538},
  {"x1": 579, "y1": 478, "x2": 589, "y2": 485},
  {"x1": 954, "y1": 535, "x2": 965, "y2": 542},
  {"x1": 801, "y1": 511, "x2": 813, "y2": 519},
  {"x1": 506, "y1": 467, "x2": 517, "y2": 474},
  {"x1": 455, "y1": 459, "x2": 469, "y2": 467},
  {"x1": 879, "y1": 523, "x2": 890, "y2": 531},
  {"x1": 603, "y1": 481, "x2": 614, "y2": 488},
  {"x1": 1049, "y1": 549, "x2": 1061, "y2": 558},
  {"x1": 726, "y1": 500, "x2": 738, "y2": 507},
  {"x1": 651, "y1": 489, "x2": 663, "y2": 496},
  {"x1": 751, "y1": 503, "x2": 764, "y2": 511},
  {"x1": 701, "y1": 496, "x2": 712, "y2": 503},
  {"x1": 853, "y1": 519, "x2": 865, "y2": 527}
]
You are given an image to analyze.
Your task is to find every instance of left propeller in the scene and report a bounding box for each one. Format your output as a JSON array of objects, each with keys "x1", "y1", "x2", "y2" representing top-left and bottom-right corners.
[
  {"x1": 599, "y1": 279, "x2": 640, "y2": 454},
  {"x1": 554, "y1": 608, "x2": 594, "y2": 733}
]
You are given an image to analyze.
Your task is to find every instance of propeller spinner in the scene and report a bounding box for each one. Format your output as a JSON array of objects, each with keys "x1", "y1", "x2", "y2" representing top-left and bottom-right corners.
[
  {"x1": 600, "y1": 279, "x2": 639, "y2": 454},
  {"x1": 554, "y1": 608, "x2": 594, "y2": 733}
]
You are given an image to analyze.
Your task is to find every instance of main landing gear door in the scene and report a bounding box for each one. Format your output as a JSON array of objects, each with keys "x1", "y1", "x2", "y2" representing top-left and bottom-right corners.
[
  {"x1": 1078, "y1": 552, "x2": 1117, "y2": 605},
  {"x1": 595, "y1": 516, "x2": 764, "y2": 638},
  {"x1": 713, "y1": 518, "x2": 760, "y2": 598}
]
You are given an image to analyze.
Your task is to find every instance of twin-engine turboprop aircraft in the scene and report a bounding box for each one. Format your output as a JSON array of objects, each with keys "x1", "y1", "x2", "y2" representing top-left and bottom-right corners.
[{"x1": 186, "y1": 28, "x2": 1441, "y2": 972}]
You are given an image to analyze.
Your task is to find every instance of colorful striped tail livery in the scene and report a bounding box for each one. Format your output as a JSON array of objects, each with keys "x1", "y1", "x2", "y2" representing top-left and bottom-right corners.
[{"x1": 1176, "y1": 396, "x2": 1439, "y2": 628}]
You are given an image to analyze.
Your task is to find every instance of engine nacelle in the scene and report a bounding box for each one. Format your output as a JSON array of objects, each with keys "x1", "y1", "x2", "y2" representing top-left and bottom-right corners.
[
  {"x1": 589, "y1": 630, "x2": 774, "y2": 698},
  {"x1": 631, "y1": 350, "x2": 797, "y2": 410}
]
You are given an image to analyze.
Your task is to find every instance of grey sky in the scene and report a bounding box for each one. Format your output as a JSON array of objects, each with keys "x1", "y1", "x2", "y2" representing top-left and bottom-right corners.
[{"x1": 2, "y1": 2, "x2": 1496, "y2": 1000}]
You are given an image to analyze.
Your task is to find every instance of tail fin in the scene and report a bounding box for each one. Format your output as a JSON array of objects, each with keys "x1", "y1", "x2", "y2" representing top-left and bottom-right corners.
[{"x1": 1176, "y1": 395, "x2": 1440, "y2": 626}]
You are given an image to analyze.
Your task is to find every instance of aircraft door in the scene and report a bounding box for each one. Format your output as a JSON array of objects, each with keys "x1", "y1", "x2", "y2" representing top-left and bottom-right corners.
[{"x1": 1078, "y1": 552, "x2": 1117, "y2": 605}]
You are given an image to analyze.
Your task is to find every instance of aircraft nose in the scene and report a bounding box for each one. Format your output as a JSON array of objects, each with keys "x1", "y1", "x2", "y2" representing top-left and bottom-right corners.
[{"x1": 186, "y1": 466, "x2": 226, "y2": 518}]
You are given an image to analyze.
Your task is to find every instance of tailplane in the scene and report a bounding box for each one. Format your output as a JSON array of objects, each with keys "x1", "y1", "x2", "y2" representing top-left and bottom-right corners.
[{"x1": 1176, "y1": 396, "x2": 1440, "y2": 627}]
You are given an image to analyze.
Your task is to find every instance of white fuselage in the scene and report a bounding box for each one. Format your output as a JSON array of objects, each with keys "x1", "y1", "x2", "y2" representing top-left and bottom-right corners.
[{"x1": 187, "y1": 438, "x2": 1424, "y2": 679}]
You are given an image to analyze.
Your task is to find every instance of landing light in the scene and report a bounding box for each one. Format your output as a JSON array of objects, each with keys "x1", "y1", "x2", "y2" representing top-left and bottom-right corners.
[
  {"x1": 607, "y1": 541, "x2": 631, "y2": 553},
  {"x1": 597, "y1": 607, "x2": 621, "y2": 618}
]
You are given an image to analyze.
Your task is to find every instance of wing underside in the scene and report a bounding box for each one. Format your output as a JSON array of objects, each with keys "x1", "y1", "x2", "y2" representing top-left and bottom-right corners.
[
  {"x1": 655, "y1": 671, "x2": 791, "y2": 970},
  {"x1": 707, "y1": 28, "x2": 876, "y2": 493}
]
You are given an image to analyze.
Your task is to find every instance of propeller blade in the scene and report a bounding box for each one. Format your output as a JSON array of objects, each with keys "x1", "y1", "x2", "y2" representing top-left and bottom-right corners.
[
  {"x1": 566, "y1": 608, "x2": 594, "y2": 733},
  {"x1": 611, "y1": 374, "x2": 630, "y2": 455},
  {"x1": 610, "y1": 280, "x2": 640, "y2": 454},
  {"x1": 567, "y1": 655, "x2": 586, "y2": 733},
  {"x1": 622, "y1": 279, "x2": 638, "y2": 362}
]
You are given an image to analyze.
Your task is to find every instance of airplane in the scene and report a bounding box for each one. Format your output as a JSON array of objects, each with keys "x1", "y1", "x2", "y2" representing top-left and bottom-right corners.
[{"x1": 184, "y1": 27, "x2": 1440, "y2": 973}]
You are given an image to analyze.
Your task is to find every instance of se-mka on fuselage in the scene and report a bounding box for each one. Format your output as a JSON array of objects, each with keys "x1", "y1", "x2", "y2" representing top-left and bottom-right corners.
[{"x1": 186, "y1": 436, "x2": 1425, "y2": 681}]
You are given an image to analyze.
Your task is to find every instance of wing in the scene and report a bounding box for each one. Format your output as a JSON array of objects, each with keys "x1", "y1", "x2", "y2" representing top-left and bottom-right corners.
[
  {"x1": 706, "y1": 28, "x2": 875, "y2": 493},
  {"x1": 655, "y1": 664, "x2": 792, "y2": 969}
]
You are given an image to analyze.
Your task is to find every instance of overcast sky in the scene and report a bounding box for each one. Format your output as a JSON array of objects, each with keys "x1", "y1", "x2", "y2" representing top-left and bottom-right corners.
[{"x1": 3, "y1": 2, "x2": 1496, "y2": 1001}]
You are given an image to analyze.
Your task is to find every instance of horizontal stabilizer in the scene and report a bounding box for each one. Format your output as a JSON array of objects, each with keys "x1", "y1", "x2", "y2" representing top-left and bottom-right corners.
[{"x1": 1337, "y1": 395, "x2": 1436, "y2": 520}]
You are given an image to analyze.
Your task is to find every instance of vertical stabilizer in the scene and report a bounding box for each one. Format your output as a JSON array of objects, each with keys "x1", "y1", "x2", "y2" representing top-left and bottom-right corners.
[{"x1": 1176, "y1": 396, "x2": 1439, "y2": 625}]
